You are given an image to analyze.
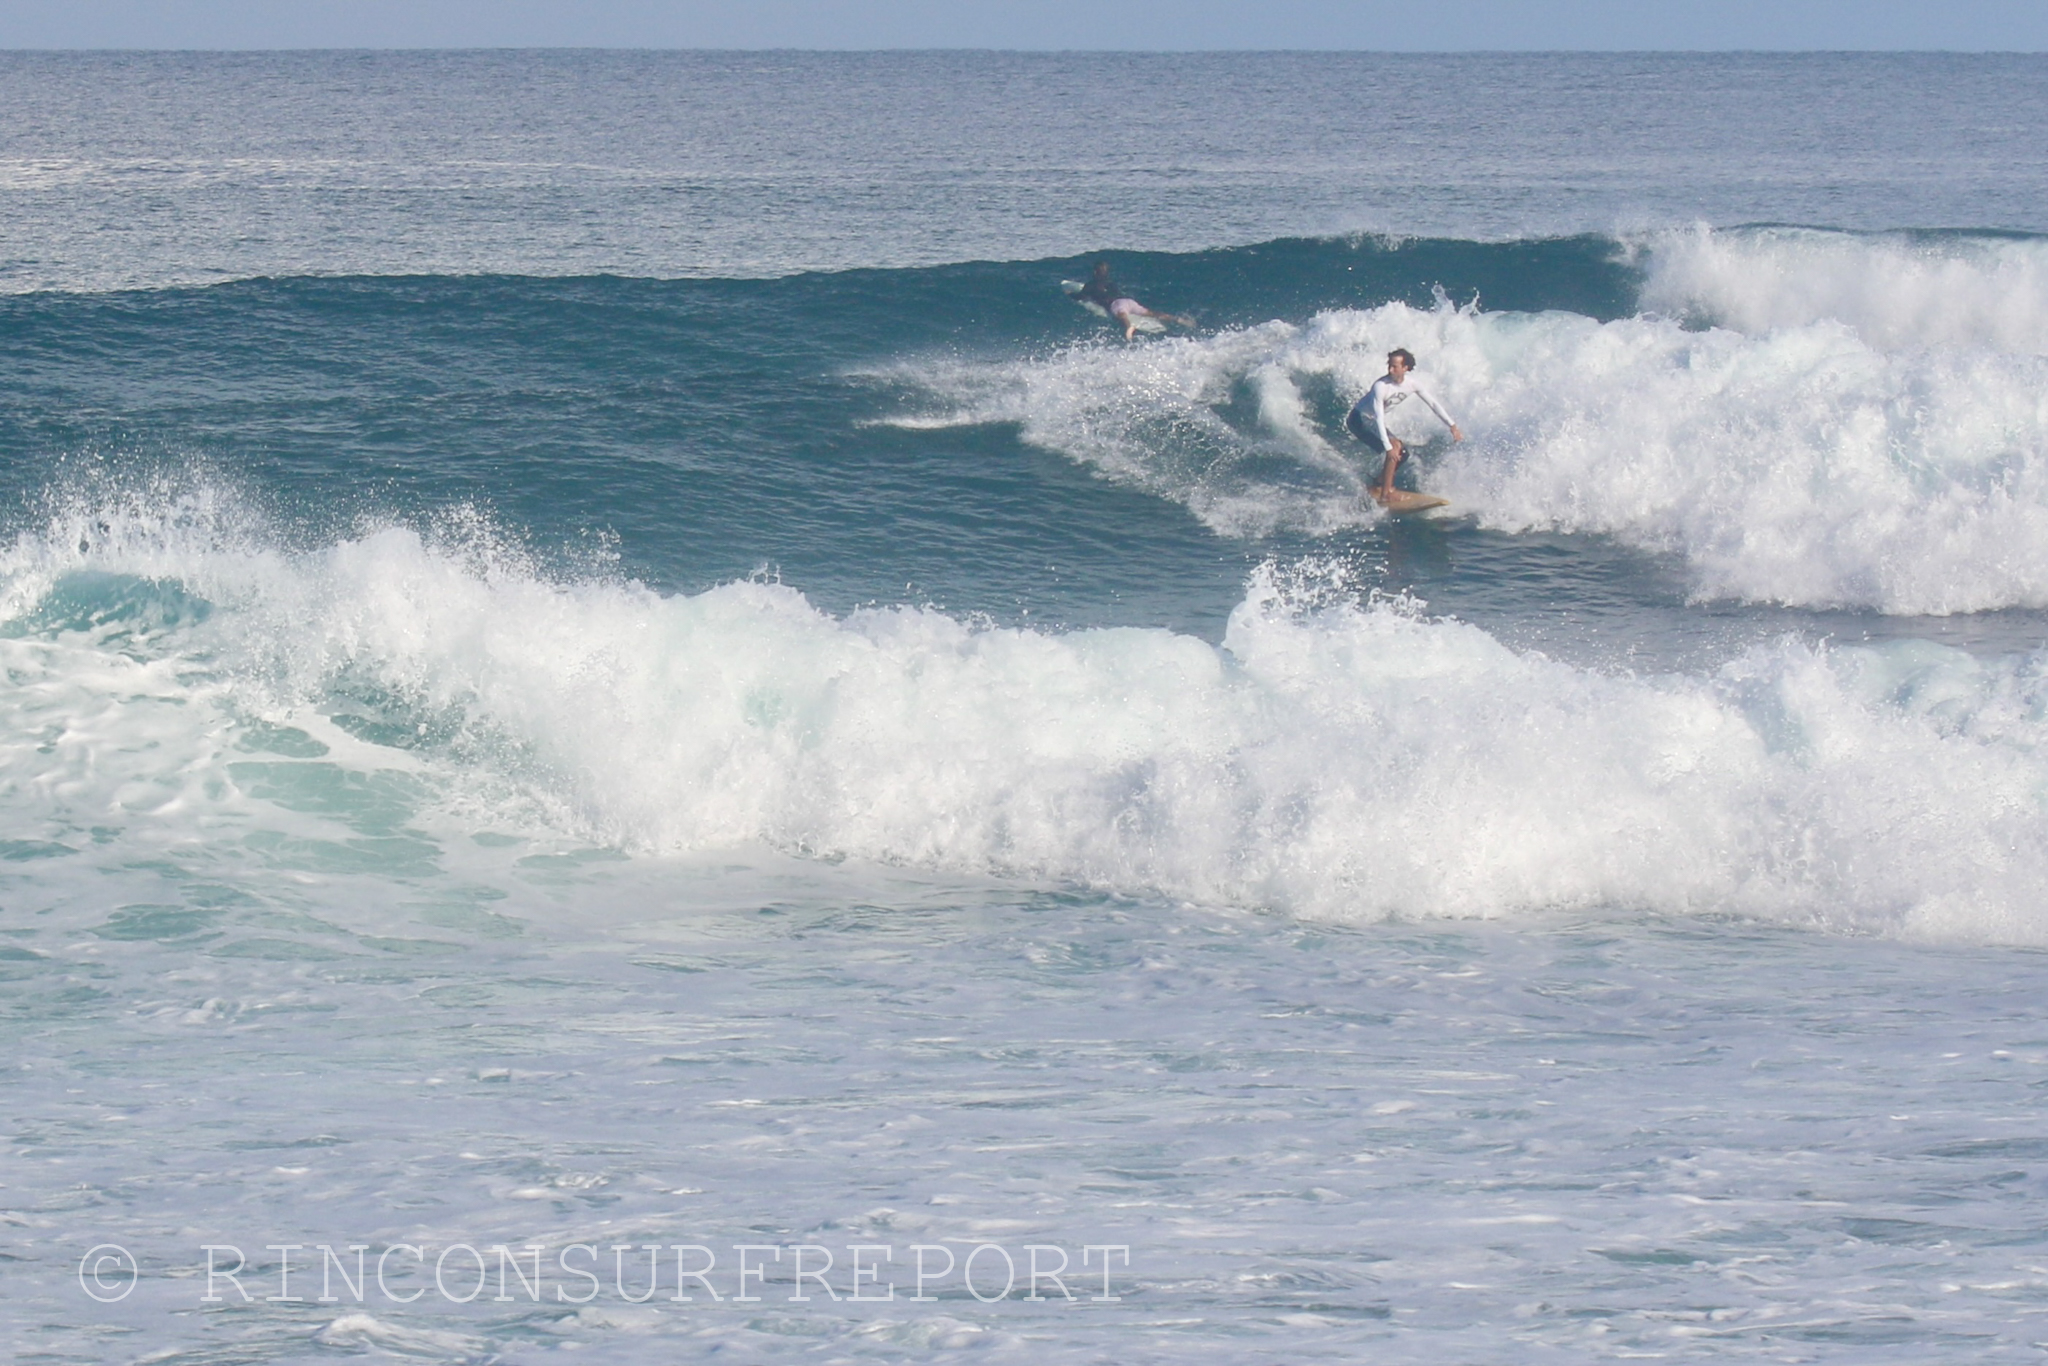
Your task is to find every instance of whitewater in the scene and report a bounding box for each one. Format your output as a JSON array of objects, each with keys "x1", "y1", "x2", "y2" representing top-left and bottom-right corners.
[
  {"x1": 897, "y1": 229, "x2": 2048, "y2": 614},
  {"x1": 6, "y1": 49, "x2": 2048, "y2": 1366}
]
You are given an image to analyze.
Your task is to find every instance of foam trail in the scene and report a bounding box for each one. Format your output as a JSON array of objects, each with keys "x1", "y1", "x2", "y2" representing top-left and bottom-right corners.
[
  {"x1": 882, "y1": 325, "x2": 1376, "y2": 539},
  {"x1": 6, "y1": 496, "x2": 2048, "y2": 942}
]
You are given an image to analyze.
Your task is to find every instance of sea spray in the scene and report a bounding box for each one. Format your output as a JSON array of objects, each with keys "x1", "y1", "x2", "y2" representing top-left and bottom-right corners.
[{"x1": 5, "y1": 501, "x2": 2047, "y2": 938}]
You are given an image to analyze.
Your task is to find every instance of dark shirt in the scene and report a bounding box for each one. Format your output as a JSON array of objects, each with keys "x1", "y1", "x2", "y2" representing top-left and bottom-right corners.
[{"x1": 1079, "y1": 275, "x2": 1122, "y2": 309}]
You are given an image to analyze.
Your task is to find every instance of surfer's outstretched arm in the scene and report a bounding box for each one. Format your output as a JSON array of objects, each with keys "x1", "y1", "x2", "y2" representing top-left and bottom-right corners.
[{"x1": 1414, "y1": 383, "x2": 1463, "y2": 442}]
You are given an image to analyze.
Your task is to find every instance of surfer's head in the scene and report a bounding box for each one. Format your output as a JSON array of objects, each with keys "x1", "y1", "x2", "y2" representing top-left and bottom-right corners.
[
  {"x1": 1387, "y1": 348, "x2": 1415, "y2": 374},
  {"x1": 1093, "y1": 261, "x2": 1111, "y2": 278}
]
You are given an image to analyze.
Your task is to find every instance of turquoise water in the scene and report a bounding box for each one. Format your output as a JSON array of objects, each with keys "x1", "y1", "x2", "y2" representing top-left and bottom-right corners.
[{"x1": 7, "y1": 50, "x2": 2048, "y2": 1364}]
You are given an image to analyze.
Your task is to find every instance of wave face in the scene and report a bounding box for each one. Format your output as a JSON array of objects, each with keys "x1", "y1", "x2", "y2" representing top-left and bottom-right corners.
[
  {"x1": 0, "y1": 244, "x2": 1637, "y2": 644},
  {"x1": 6, "y1": 493, "x2": 2048, "y2": 942}
]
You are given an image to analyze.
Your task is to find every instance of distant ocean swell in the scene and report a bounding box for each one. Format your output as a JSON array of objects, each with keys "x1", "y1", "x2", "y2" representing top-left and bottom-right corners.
[{"x1": 6, "y1": 489, "x2": 2048, "y2": 942}]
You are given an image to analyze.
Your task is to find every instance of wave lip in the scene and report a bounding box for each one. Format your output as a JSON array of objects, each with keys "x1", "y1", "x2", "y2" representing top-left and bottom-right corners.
[{"x1": 1636, "y1": 224, "x2": 2048, "y2": 355}]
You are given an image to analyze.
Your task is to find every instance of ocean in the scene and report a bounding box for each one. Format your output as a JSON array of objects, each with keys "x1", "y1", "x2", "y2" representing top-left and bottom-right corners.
[{"x1": 8, "y1": 49, "x2": 2048, "y2": 1363}]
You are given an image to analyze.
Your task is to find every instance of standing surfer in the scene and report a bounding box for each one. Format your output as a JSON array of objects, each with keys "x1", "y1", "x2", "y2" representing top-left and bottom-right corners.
[
  {"x1": 1078, "y1": 261, "x2": 1195, "y2": 340},
  {"x1": 1347, "y1": 348, "x2": 1464, "y2": 504}
]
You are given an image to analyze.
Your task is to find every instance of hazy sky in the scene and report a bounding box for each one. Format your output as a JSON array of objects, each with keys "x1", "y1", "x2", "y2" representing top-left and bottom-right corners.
[{"x1": 0, "y1": 0, "x2": 2043, "y2": 50}]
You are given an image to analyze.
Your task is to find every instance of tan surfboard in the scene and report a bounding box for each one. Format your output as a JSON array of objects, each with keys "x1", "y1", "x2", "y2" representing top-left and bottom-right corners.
[{"x1": 1371, "y1": 490, "x2": 1450, "y2": 515}]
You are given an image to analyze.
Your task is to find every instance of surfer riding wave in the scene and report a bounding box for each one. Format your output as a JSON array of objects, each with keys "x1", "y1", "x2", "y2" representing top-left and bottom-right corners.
[{"x1": 1347, "y1": 348, "x2": 1464, "y2": 504}]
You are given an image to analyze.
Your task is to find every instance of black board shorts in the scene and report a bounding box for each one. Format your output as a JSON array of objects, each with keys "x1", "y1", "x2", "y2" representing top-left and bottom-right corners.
[
  {"x1": 1345, "y1": 407, "x2": 1422, "y2": 491},
  {"x1": 1345, "y1": 405, "x2": 1388, "y2": 453}
]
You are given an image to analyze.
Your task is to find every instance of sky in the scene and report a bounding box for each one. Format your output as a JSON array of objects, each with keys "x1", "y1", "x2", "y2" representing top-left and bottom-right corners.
[{"x1": 0, "y1": 0, "x2": 2043, "y2": 50}]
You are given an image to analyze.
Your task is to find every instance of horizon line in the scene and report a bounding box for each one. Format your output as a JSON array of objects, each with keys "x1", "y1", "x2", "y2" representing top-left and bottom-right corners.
[{"x1": 1, "y1": 45, "x2": 2044, "y2": 55}]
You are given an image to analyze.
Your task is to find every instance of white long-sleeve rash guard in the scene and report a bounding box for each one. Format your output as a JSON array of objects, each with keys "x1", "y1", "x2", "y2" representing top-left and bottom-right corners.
[{"x1": 1355, "y1": 373, "x2": 1458, "y2": 447}]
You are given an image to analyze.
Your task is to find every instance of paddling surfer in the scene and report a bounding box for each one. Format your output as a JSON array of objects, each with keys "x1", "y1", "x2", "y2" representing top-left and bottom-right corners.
[
  {"x1": 1346, "y1": 348, "x2": 1463, "y2": 503},
  {"x1": 1079, "y1": 261, "x2": 1194, "y2": 340}
]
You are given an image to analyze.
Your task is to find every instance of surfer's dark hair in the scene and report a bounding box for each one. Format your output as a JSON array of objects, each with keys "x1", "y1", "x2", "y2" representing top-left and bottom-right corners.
[{"x1": 1387, "y1": 348, "x2": 1416, "y2": 368}]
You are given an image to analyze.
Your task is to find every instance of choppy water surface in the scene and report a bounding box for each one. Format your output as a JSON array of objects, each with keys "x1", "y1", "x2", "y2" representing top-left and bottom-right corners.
[
  {"x1": 2, "y1": 51, "x2": 2046, "y2": 291},
  {"x1": 15, "y1": 865, "x2": 2048, "y2": 1362}
]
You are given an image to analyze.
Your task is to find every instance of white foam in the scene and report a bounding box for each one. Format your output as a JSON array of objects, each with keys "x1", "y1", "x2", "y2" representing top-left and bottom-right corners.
[
  {"x1": 7, "y1": 499, "x2": 2048, "y2": 944},
  {"x1": 313, "y1": 1313, "x2": 489, "y2": 1356},
  {"x1": 881, "y1": 324, "x2": 1376, "y2": 539},
  {"x1": 890, "y1": 296, "x2": 2048, "y2": 613},
  {"x1": 1635, "y1": 224, "x2": 2048, "y2": 354}
]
